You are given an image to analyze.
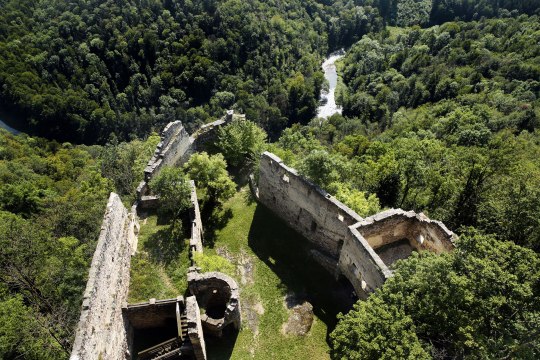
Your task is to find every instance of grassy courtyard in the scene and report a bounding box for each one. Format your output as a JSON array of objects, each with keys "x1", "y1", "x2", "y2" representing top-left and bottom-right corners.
[
  {"x1": 129, "y1": 187, "x2": 352, "y2": 359},
  {"x1": 128, "y1": 215, "x2": 191, "y2": 303},
  {"x1": 204, "y1": 188, "x2": 352, "y2": 360}
]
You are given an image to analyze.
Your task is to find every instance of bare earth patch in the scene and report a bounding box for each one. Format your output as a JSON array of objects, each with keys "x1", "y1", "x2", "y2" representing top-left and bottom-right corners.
[
  {"x1": 281, "y1": 292, "x2": 314, "y2": 336},
  {"x1": 216, "y1": 246, "x2": 255, "y2": 285},
  {"x1": 242, "y1": 295, "x2": 264, "y2": 336}
]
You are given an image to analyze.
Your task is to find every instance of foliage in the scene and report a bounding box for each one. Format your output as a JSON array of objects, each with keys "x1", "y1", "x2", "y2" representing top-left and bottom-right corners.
[
  {"x1": 362, "y1": 0, "x2": 540, "y2": 27},
  {"x1": 184, "y1": 152, "x2": 235, "y2": 205},
  {"x1": 216, "y1": 119, "x2": 267, "y2": 168},
  {"x1": 100, "y1": 133, "x2": 160, "y2": 197},
  {"x1": 328, "y1": 182, "x2": 380, "y2": 217},
  {"x1": 280, "y1": 16, "x2": 540, "y2": 251},
  {"x1": 192, "y1": 253, "x2": 235, "y2": 277},
  {"x1": 0, "y1": 131, "x2": 111, "y2": 358},
  {"x1": 340, "y1": 16, "x2": 540, "y2": 131},
  {"x1": 298, "y1": 150, "x2": 348, "y2": 189},
  {"x1": 149, "y1": 166, "x2": 191, "y2": 219},
  {"x1": 331, "y1": 231, "x2": 540, "y2": 359},
  {"x1": 0, "y1": 0, "x2": 358, "y2": 143}
]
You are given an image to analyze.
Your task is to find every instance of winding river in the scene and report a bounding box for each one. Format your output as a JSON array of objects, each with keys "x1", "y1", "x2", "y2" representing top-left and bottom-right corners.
[
  {"x1": 316, "y1": 50, "x2": 345, "y2": 119},
  {"x1": 0, "y1": 119, "x2": 20, "y2": 135}
]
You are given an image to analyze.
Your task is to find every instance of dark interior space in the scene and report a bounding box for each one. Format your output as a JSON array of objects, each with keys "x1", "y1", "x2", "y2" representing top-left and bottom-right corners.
[{"x1": 375, "y1": 238, "x2": 415, "y2": 267}]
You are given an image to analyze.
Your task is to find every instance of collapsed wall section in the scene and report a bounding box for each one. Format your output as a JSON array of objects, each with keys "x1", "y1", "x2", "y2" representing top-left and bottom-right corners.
[
  {"x1": 70, "y1": 193, "x2": 138, "y2": 360},
  {"x1": 258, "y1": 151, "x2": 362, "y2": 259}
]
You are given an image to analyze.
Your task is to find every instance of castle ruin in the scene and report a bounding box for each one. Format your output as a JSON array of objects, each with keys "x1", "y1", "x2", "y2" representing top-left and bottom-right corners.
[{"x1": 70, "y1": 112, "x2": 455, "y2": 359}]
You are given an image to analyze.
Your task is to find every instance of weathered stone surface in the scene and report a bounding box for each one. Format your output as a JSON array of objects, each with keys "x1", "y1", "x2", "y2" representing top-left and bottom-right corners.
[
  {"x1": 186, "y1": 296, "x2": 207, "y2": 360},
  {"x1": 137, "y1": 111, "x2": 236, "y2": 201},
  {"x1": 258, "y1": 151, "x2": 362, "y2": 259},
  {"x1": 70, "y1": 193, "x2": 138, "y2": 360},
  {"x1": 257, "y1": 152, "x2": 455, "y2": 298},
  {"x1": 124, "y1": 297, "x2": 183, "y2": 330},
  {"x1": 143, "y1": 121, "x2": 193, "y2": 182},
  {"x1": 187, "y1": 268, "x2": 241, "y2": 337},
  {"x1": 138, "y1": 195, "x2": 159, "y2": 209},
  {"x1": 282, "y1": 293, "x2": 314, "y2": 336},
  {"x1": 189, "y1": 180, "x2": 204, "y2": 253}
]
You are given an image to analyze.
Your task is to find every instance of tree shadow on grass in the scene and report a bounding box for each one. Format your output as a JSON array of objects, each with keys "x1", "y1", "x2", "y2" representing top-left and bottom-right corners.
[
  {"x1": 201, "y1": 204, "x2": 233, "y2": 249},
  {"x1": 247, "y1": 204, "x2": 355, "y2": 341},
  {"x1": 144, "y1": 223, "x2": 188, "y2": 265}
]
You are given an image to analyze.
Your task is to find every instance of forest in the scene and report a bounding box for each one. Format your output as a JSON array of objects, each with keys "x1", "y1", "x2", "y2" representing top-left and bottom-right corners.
[{"x1": 0, "y1": 0, "x2": 540, "y2": 359}]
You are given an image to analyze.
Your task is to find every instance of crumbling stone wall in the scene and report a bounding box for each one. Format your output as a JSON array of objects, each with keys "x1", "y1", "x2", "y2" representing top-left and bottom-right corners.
[
  {"x1": 187, "y1": 268, "x2": 241, "y2": 337},
  {"x1": 257, "y1": 152, "x2": 455, "y2": 298},
  {"x1": 124, "y1": 297, "x2": 182, "y2": 330},
  {"x1": 186, "y1": 296, "x2": 207, "y2": 360},
  {"x1": 354, "y1": 209, "x2": 455, "y2": 254},
  {"x1": 137, "y1": 110, "x2": 239, "y2": 204},
  {"x1": 189, "y1": 180, "x2": 204, "y2": 253},
  {"x1": 143, "y1": 121, "x2": 193, "y2": 184},
  {"x1": 258, "y1": 151, "x2": 363, "y2": 258},
  {"x1": 70, "y1": 193, "x2": 139, "y2": 360}
]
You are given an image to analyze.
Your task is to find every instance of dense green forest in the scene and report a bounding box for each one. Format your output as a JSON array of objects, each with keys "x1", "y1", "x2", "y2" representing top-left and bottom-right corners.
[
  {"x1": 265, "y1": 14, "x2": 540, "y2": 359},
  {"x1": 0, "y1": 131, "x2": 111, "y2": 358},
  {"x1": 1, "y1": 0, "x2": 540, "y2": 359},
  {"x1": 0, "y1": 0, "x2": 383, "y2": 143}
]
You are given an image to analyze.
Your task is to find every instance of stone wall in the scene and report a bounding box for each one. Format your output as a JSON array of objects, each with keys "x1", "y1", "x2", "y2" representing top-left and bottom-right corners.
[
  {"x1": 124, "y1": 297, "x2": 182, "y2": 330},
  {"x1": 137, "y1": 110, "x2": 238, "y2": 202},
  {"x1": 187, "y1": 268, "x2": 241, "y2": 337},
  {"x1": 189, "y1": 180, "x2": 204, "y2": 253},
  {"x1": 70, "y1": 193, "x2": 139, "y2": 360},
  {"x1": 143, "y1": 121, "x2": 193, "y2": 183},
  {"x1": 354, "y1": 209, "x2": 455, "y2": 253},
  {"x1": 186, "y1": 296, "x2": 207, "y2": 360},
  {"x1": 257, "y1": 152, "x2": 455, "y2": 298},
  {"x1": 258, "y1": 151, "x2": 362, "y2": 258}
]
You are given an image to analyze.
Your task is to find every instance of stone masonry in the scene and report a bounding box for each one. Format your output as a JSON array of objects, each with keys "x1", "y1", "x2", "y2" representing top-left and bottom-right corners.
[
  {"x1": 257, "y1": 151, "x2": 456, "y2": 297},
  {"x1": 137, "y1": 110, "x2": 239, "y2": 206},
  {"x1": 70, "y1": 193, "x2": 139, "y2": 360}
]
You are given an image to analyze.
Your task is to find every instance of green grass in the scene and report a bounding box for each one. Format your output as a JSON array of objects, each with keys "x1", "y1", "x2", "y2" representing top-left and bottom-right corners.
[
  {"x1": 204, "y1": 188, "x2": 352, "y2": 360},
  {"x1": 128, "y1": 214, "x2": 191, "y2": 303}
]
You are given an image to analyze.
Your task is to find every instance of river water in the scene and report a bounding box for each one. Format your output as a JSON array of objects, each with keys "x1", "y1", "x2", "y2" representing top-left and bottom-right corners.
[
  {"x1": 316, "y1": 51, "x2": 345, "y2": 119},
  {"x1": 0, "y1": 119, "x2": 20, "y2": 135}
]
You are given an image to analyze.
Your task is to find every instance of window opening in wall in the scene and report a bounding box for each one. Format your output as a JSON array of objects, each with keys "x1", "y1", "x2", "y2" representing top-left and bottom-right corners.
[
  {"x1": 311, "y1": 221, "x2": 317, "y2": 232},
  {"x1": 337, "y1": 239, "x2": 344, "y2": 253}
]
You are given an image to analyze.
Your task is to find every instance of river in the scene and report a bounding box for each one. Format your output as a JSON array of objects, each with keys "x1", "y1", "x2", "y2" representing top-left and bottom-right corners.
[
  {"x1": 0, "y1": 119, "x2": 20, "y2": 135},
  {"x1": 316, "y1": 50, "x2": 345, "y2": 119}
]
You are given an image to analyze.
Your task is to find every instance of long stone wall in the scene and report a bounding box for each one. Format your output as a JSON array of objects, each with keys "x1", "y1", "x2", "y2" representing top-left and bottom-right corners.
[
  {"x1": 189, "y1": 180, "x2": 204, "y2": 254},
  {"x1": 257, "y1": 152, "x2": 455, "y2": 297},
  {"x1": 258, "y1": 151, "x2": 362, "y2": 258},
  {"x1": 70, "y1": 193, "x2": 139, "y2": 360}
]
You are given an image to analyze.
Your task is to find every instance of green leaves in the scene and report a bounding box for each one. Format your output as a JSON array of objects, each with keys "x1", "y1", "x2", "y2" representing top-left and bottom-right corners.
[
  {"x1": 216, "y1": 119, "x2": 267, "y2": 169},
  {"x1": 149, "y1": 166, "x2": 191, "y2": 219},
  {"x1": 185, "y1": 152, "x2": 236, "y2": 205},
  {"x1": 332, "y1": 231, "x2": 540, "y2": 359}
]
